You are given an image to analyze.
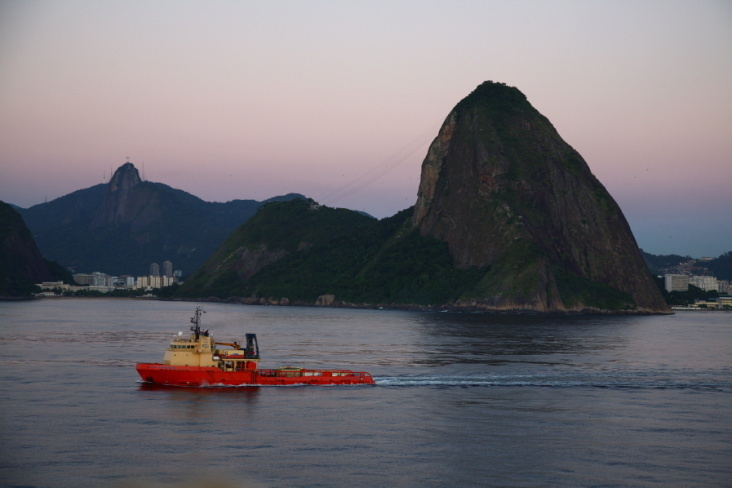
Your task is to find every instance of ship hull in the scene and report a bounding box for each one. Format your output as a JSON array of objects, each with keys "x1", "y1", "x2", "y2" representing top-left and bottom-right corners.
[{"x1": 136, "y1": 363, "x2": 375, "y2": 387}]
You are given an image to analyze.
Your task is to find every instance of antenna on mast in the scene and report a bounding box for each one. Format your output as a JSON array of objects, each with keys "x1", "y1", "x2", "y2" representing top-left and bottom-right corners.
[
  {"x1": 142, "y1": 161, "x2": 146, "y2": 181},
  {"x1": 190, "y1": 307, "x2": 205, "y2": 339}
]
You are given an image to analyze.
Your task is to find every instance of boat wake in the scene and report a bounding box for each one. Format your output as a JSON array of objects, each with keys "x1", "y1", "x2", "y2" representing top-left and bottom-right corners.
[{"x1": 374, "y1": 373, "x2": 731, "y2": 391}]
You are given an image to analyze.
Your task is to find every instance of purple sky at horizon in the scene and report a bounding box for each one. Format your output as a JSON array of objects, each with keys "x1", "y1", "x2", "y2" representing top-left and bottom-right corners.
[{"x1": 1, "y1": 1, "x2": 730, "y2": 258}]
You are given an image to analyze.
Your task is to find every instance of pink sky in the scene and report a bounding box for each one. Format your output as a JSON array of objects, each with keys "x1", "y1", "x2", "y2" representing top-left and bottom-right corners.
[{"x1": 1, "y1": 0, "x2": 730, "y2": 257}]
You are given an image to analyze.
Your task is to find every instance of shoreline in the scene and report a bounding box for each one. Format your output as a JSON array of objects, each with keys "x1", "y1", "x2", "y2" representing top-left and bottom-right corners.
[
  {"x1": 21, "y1": 294, "x2": 678, "y2": 316},
  {"x1": 20, "y1": 294, "x2": 732, "y2": 314}
]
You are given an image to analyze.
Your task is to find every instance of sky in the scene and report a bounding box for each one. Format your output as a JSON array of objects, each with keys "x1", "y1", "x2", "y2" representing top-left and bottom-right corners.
[{"x1": 1, "y1": 0, "x2": 730, "y2": 258}]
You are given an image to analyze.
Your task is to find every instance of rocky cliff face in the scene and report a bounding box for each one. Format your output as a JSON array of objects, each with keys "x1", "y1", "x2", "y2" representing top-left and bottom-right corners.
[
  {"x1": 90, "y1": 162, "x2": 144, "y2": 228},
  {"x1": 413, "y1": 81, "x2": 668, "y2": 313},
  {"x1": 0, "y1": 201, "x2": 54, "y2": 296}
]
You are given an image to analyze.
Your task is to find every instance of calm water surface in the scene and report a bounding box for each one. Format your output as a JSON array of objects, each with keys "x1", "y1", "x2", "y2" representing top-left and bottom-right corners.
[{"x1": 0, "y1": 299, "x2": 730, "y2": 487}]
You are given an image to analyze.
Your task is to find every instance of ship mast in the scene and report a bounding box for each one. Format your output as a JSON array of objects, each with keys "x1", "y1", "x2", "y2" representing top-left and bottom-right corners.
[{"x1": 190, "y1": 306, "x2": 205, "y2": 339}]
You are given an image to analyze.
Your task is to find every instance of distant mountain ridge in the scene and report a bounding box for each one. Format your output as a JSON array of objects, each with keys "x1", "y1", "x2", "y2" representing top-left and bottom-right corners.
[{"x1": 17, "y1": 163, "x2": 303, "y2": 276}]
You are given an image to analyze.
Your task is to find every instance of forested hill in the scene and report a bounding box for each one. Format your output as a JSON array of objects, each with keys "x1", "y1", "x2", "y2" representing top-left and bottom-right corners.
[
  {"x1": 709, "y1": 253, "x2": 732, "y2": 280},
  {"x1": 177, "y1": 199, "x2": 487, "y2": 305},
  {"x1": 642, "y1": 250, "x2": 732, "y2": 280}
]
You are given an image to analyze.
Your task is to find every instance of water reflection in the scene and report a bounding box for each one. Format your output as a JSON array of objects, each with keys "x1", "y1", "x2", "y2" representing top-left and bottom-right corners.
[
  {"x1": 411, "y1": 312, "x2": 632, "y2": 366},
  {"x1": 137, "y1": 383, "x2": 262, "y2": 422},
  {"x1": 137, "y1": 383, "x2": 261, "y2": 397}
]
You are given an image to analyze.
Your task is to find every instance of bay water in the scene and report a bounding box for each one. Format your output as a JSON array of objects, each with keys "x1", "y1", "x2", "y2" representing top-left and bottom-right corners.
[{"x1": 0, "y1": 299, "x2": 730, "y2": 487}]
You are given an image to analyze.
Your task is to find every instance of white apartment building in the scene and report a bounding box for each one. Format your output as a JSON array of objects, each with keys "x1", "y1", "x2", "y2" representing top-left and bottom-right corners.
[
  {"x1": 689, "y1": 275, "x2": 719, "y2": 292},
  {"x1": 136, "y1": 276, "x2": 150, "y2": 289},
  {"x1": 136, "y1": 275, "x2": 174, "y2": 289},
  {"x1": 92, "y1": 272, "x2": 108, "y2": 287},
  {"x1": 73, "y1": 273, "x2": 94, "y2": 285},
  {"x1": 664, "y1": 274, "x2": 689, "y2": 292}
]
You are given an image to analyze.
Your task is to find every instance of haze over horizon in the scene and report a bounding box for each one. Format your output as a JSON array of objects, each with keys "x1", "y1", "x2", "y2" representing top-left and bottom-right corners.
[{"x1": 1, "y1": 1, "x2": 730, "y2": 258}]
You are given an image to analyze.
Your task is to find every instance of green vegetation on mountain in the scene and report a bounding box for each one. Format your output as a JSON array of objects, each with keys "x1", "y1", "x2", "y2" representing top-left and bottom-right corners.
[
  {"x1": 44, "y1": 259, "x2": 74, "y2": 284},
  {"x1": 662, "y1": 284, "x2": 718, "y2": 307},
  {"x1": 176, "y1": 193, "x2": 654, "y2": 311},
  {"x1": 177, "y1": 199, "x2": 487, "y2": 305},
  {"x1": 551, "y1": 267, "x2": 635, "y2": 311},
  {"x1": 707, "y1": 252, "x2": 732, "y2": 280}
]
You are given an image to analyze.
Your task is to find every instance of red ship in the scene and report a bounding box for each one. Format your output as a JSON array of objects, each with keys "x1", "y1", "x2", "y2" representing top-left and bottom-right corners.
[{"x1": 136, "y1": 307, "x2": 375, "y2": 387}]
